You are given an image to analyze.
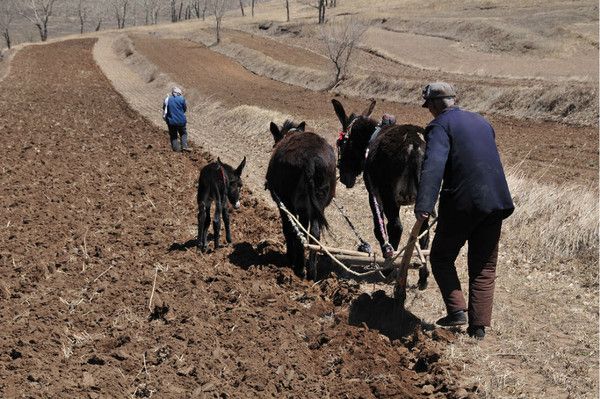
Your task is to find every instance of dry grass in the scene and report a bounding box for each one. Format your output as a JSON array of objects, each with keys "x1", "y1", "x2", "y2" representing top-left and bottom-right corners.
[{"x1": 505, "y1": 168, "x2": 599, "y2": 262}]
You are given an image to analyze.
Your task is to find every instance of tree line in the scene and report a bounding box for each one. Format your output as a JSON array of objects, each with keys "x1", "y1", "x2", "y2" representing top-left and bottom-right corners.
[
  {"x1": 1, "y1": 0, "x2": 362, "y2": 88},
  {"x1": 0, "y1": 0, "x2": 343, "y2": 49}
]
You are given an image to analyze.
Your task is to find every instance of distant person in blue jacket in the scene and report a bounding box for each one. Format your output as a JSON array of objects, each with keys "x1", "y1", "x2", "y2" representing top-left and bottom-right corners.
[
  {"x1": 163, "y1": 87, "x2": 189, "y2": 152},
  {"x1": 415, "y1": 82, "x2": 514, "y2": 340}
]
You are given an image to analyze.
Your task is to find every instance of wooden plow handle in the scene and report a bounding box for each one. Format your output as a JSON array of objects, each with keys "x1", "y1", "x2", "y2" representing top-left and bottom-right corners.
[{"x1": 394, "y1": 219, "x2": 424, "y2": 306}]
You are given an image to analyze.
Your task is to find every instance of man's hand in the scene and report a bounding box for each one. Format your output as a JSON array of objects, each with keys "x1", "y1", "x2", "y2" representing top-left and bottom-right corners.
[{"x1": 415, "y1": 211, "x2": 430, "y2": 221}]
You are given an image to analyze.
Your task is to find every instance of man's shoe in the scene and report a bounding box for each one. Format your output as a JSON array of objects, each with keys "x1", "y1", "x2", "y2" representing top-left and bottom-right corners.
[
  {"x1": 467, "y1": 325, "x2": 486, "y2": 340},
  {"x1": 436, "y1": 310, "x2": 467, "y2": 327},
  {"x1": 182, "y1": 147, "x2": 192, "y2": 152}
]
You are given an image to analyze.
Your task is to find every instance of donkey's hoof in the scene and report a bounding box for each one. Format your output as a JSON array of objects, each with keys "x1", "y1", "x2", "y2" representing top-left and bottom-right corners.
[
  {"x1": 293, "y1": 267, "x2": 306, "y2": 279},
  {"x1": 382, "y1": 244, "x2": 394, "y2": 259},
  {"x1": 197, "y1": 245, "x2": 208, "y2": 253},
  {"x1": 418, "y1": 268, "x2": 429, "y2": 290}
]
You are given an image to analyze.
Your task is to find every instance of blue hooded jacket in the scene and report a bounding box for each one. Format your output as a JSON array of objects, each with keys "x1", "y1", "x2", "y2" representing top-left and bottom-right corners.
[
  {"x1": 415, "y1": 107, "x2": 514, "y2": 220},
  {"x1": 163, "y1": 95, "x2": 187, "y2": 126}
]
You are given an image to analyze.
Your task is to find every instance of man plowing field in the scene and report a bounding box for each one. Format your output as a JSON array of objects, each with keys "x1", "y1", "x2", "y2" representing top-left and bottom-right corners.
[{"x1": 415, "y1": 82, "x2": 514, "y2": 340}]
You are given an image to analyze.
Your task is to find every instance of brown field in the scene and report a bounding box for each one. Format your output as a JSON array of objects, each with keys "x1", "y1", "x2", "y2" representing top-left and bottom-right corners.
[
  {"x1": 0, "y1": 0, "x2": 598, "y2": 398},
  {"x1": 0, "y1": 39, "x2": 471, "y2": 398}
]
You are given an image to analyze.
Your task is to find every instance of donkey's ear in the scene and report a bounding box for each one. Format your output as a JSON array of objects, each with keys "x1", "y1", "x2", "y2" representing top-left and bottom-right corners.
[
  {"x1": 331, "y1": 99, "x2": 348, "y2": 131},
  {"x1": 362, "y1": 100, "x2": 376, "y2": 117},
  {"x1": 217, "y1": 157, "x2": 222, "y2": 165},
  {"x1": 235, "y1": 156, "x2": 247, "y2": 176},
  {"x1": 297, "y1": 122, "x2": 306, "y2": 132},
  {"x1": 270, "y1": 122, "x2": 283, "y2": 143}
]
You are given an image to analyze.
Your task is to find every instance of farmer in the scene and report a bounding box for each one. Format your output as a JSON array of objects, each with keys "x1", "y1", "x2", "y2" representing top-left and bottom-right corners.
[
  {"x1": 415, "y1": 82, "x2": 514, "y2": 340},
  {"x1": 163, "y1": 86, "x2": 189, "y2": 152}
]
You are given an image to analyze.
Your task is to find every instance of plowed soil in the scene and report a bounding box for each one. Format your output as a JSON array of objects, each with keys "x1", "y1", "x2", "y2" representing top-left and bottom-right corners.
[
  {"x1": 130, "y1": 34, "x2": 598, "y2": 185},
  {"x1": 0, "y1": 39, "x2": 470, "y2": 398}
]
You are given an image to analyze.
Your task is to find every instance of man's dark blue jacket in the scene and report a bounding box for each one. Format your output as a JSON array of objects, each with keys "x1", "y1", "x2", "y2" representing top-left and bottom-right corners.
[
  {"x1": 415, "y1": 107, "x2": 514, "y2": 220},
  {"x1": 163, "y1": 95, "x2": 187, "y2": 126}
]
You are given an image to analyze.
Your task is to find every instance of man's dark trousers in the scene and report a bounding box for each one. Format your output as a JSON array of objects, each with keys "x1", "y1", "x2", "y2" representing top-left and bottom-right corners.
[
  {"x1": 168, "y1": 124, "x2": 188, "y2": 151},
  {"x1": 430, "y1": 212, "x2": 503, "y2": 327}
]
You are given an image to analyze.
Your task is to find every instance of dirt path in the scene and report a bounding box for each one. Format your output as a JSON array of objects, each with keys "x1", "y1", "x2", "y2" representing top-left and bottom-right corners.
[
  {"x1": 130, "y1": 34, "x2": 598, "y2": 185},
  {"x1": 363, "y1": 27, "x2": 599, "y2": 82},
  {"x1": 225, "y1": 29, "x2": 330, "y2": 70},
  {"x1": 0, "y1": 38, "x2": 470, "y2": 398}
]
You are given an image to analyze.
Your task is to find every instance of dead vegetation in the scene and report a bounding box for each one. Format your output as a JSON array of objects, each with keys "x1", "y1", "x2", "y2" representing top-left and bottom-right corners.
[
  {"x1": 505, "y1": 169, "x2": 599, "y2": 263},
  {"x1": 319, "y1": 16, "x2": 367, "y2": 87}
]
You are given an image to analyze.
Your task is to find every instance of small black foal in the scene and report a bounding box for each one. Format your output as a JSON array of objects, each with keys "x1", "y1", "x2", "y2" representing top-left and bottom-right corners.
[{"x1": 197, "y1": 157, "x2": 247, "y2": 252}]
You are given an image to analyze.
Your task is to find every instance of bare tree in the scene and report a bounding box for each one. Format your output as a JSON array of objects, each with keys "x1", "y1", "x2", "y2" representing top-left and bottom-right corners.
[
  {"x1": 208, "y1": 0, "x2": 228, "y2": 44},
  {"x1": 317, "y1": 0, "x2": 325, "y2": 23},
  {"x1": 284, "y1": 0, "x2": 289, "y2": 22},
  {"x1": 320, "y1": 17, "x2": 367, "y2": 87},
  {"x1": 0, "y1": 0, "x2": 15, "y2": 49},
  {"x1": 238, "y1": 0, "x2": 244, "y2": 16},
  {"x1": 76, "y1": 0, "x2": 88, "y2": 34},
  {"x1": 112, "y1": 0, "x2": 129, "y2": 29},
  {"x1": 142, "y1": 0, "x2": 161, "y2": 24},
  {"x1": 251, "y1": 0, "x2": 254, "y2": 17},
  {"x1": 18, "y1": 0, "x2": 57, "y2": 42},
  {"x1": 191, "y1": 0, "x2": 208, "y2": 20},
  {"x1": 300, "y1": 0, "x2": 325, "y2": 23}
]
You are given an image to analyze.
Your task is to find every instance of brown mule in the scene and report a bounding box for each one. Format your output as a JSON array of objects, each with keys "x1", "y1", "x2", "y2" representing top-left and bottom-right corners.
[
  {"x1": 332, "y1": 99, "x2": 430, "y2": 289},
  {"x1": 266, "y1": 120, "x2": 336, "y2": 280}
]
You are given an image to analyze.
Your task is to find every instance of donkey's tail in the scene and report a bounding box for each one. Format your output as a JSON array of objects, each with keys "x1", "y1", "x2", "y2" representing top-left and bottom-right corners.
[
  {"x1": 406, "y1": 143, "x2": 424, "y2": 202},
  {"x1": 298, "y1": 162, "x2": 329, "y2": 230}
]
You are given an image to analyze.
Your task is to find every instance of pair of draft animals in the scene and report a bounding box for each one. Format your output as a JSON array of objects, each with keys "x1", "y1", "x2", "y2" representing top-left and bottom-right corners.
[{"x1": 196, "y1": 99, "x2": 430, "y2": 288}]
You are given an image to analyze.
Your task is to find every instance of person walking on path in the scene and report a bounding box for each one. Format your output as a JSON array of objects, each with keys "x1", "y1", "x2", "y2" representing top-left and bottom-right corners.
[
  {"x1": 414, "y1": 82, "x2": 514, "y2": 340},
  {"x1": 163, "y1": 86, "x2": 189, "y2": 152}
]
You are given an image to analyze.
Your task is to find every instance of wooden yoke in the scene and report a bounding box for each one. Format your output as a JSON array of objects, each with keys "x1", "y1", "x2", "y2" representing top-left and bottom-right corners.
[{"x1": 394, "y1": 219, "x2": 424, "y2": 306}]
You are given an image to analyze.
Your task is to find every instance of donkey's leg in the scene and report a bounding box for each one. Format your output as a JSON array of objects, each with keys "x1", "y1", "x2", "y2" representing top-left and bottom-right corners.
[
  {"x1": 197, "y1": 202, "x2": 207, "y2": 251},
  {"x1": 306, "y1": 219, "x2": 321, "y2": 281},
  {"x1": 382, "y1": 198, "x2": 402, "y2": 251},
  {"x1": 222, "y1": 206, "x2": 232, "y2": 244},
  {"x1": 368, "y1": 193, "x2": 392, "y2": 258},
  {"x1": 212, "y1": 201, "x2": 223, "y2": 249},
  {"x1": 294, "y1": 212, "x2": 311, "y2": 279},
  {"x1": 199, "y1": 204, "x2": 211, "y2": 252},
  {"x1": 279, "y1": 208, "x2": 305, "y2": 278},
  {"x1": 198, "y1": 202, "x2": 211, "y2": 252}
]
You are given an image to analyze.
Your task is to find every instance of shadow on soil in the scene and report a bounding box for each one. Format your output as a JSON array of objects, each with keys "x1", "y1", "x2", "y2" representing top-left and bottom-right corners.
[
  {"x1": 227, "y1": 243, "x2": 427, "y2": 340},
  {"x1": 228, "y1": 241, "x2": 288, "y2": 269},
  {"x1": 168, "y1": 239, "x2": 198, "y2": 251},
  {"x1": 349, "y1": 290, "x2": 430, "y2": 340}
]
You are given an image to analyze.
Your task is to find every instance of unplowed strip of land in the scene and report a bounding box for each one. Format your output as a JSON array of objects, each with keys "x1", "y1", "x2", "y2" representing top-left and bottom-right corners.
[
  {"x1": 0, "y1": 39, "x2": 470, "y2": 398},
  {"x1": 131, "y1": 34, "x2": 598, "y2": 185}
]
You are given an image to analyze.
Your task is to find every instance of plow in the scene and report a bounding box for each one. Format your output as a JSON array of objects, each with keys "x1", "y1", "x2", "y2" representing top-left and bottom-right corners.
[{"x1": 274, "y1": 194, "x2": 437, "y2": 307}]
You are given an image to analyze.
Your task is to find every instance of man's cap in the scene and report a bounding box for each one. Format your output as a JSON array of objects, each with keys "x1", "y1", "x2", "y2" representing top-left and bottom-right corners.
[
  {"x1": 422, "y1": 82, "x2": 456, "y2": 107},
  {"x1": 172, "y1": 86, "x2": 183, "y2": 95}
]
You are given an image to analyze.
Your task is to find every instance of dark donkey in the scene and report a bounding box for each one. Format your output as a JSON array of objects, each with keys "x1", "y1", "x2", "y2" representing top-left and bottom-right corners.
[
  {"x1": 197, "y1": 157, "x2": 247, "y2": 252},
  {"x1": 332, "y1": 99, "x2": 430, "y2": 289},
  {"x1": 266, "y1": 120, "x2": 336, "y2": 280}
]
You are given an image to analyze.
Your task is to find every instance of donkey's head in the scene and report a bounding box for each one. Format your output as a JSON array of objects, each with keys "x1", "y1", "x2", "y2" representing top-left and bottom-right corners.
[
  {"x1": 217, "y1": 156, "x2": 247, "y2": 209},
  {"x1": 269, "y1": 120, "x2": 306, "y2": 146},
  {"x1": 331, "y1": 99, "x2": 377, "y2": 188}
]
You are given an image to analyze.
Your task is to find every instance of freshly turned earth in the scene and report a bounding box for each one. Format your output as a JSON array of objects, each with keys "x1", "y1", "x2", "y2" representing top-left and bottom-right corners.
[{"x1": 0, "y1": 39, "x2": 471, "y2": 398}]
